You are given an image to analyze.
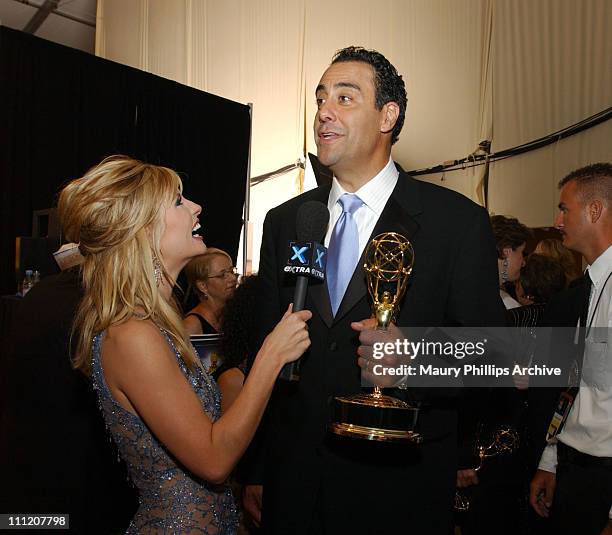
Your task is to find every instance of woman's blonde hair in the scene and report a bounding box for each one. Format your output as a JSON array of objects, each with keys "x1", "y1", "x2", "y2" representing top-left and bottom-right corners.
[
  {"x1": 58, "y1": 155, "x2": 199, "y2": 376},
  {"x1": 184, "y1": 248, "x2": 232, "y2": 298},
  {"x1": 534, "y1": 238, "x2": 581, "y2": 284}
]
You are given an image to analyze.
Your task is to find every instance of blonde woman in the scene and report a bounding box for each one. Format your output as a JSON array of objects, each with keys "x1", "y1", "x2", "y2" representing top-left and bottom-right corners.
[
  {"x1": 184, "y1": 249, "x2": 238, "y2": 335},
  {"x1": 58, "y1": 155, "x2": 311, "y2": 534}
]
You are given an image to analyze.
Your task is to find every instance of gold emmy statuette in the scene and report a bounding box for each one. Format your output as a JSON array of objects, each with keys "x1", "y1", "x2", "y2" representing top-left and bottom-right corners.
[
  {"x1": 330, "y1": 232, "x2": 422, "y2": 443},
  {"x1": 454, "y1": 426, "x2": 519, "y2": 511}
]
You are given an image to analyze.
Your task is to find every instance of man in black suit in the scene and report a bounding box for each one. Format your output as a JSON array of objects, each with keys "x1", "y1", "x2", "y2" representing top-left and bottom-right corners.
[
  {"x1": 0, "y1": 265, "x2": 137, "y2": 533},
  {"x1": 243, "y1": 46, "x2": 505, "y2": 534}
]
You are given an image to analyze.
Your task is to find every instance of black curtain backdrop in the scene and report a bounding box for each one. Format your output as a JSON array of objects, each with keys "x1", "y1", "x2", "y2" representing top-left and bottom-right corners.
[{"x1": 0, "y1": 27, "x2": 250, "y2": 295}]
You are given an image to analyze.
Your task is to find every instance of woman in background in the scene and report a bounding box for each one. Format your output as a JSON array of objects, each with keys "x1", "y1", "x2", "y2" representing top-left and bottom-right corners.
[
  {"x1": 58, "y1": 155, "x2": 311, "y2": 534},
  {"x1": 510, "y1": 253, "x2": 567, "y2": 384},
  {"x1": 184, "y1": 248, "x2": 238, "y2": 335},
  {"x1": 490, "y1": 215, "x2": 532, "y2": 309}
]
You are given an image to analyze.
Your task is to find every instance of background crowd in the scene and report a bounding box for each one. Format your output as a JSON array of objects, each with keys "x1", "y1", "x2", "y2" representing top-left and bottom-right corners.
[{"x1": 0, "y1": 45, "x2": 610, "y2": 535}]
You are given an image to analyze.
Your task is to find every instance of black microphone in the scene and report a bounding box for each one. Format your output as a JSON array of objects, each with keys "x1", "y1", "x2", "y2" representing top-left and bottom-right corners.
[{"x1": 279, "y1": 201, "x2": 329, "y2": 381}]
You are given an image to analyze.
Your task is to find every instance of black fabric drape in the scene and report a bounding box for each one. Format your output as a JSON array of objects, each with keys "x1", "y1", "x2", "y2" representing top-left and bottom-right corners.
[{"x1": 0, "y1": 27, "x2": 250, "y2": 294}]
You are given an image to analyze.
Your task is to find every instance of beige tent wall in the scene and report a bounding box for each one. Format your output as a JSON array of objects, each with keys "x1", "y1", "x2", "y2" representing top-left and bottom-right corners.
[
  {"x1": 97, "y1": 0, "x2": 306, "y2": 269},
  {"x1": 96, "y1": 0, "x2": 612, "y2": 270},
  {"x1": 489, "y1": 0, "x2": 612, "y2": 227},
  {"x1": 300, "y1": 0, "x2": 493, "y2": 203}
]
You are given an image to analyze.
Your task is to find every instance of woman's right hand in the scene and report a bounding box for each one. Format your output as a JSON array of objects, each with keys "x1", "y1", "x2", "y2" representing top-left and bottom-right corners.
[{"x1": 260, "y1": 304, "x2": 311, "y2": 367}]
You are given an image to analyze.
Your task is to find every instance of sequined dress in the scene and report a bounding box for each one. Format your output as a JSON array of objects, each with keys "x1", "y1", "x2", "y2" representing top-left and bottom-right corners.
[{"x1": 91, "y1": 330, "x2": 238, "y2": 534}]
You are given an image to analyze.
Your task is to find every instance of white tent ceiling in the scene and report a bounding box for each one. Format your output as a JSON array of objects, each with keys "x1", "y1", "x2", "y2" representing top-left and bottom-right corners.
[{"x1": 0, "y1": 0, "x2": 96, "y2": 53}]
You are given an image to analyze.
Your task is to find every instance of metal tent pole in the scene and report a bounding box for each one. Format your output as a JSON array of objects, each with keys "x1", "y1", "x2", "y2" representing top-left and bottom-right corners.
[{"x1": 241, "y1": 103, "x2": 253, "y2": 275}]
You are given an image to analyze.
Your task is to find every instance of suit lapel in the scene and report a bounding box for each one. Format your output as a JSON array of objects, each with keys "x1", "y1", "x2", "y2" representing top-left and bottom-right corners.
[{"x1": 332, "y1": 173, "x2": 423, "y2": 324}]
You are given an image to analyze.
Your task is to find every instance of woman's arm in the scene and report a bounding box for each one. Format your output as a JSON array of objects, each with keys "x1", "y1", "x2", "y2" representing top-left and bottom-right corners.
[{"x1": 103, "y1": 305, "x2": 310, "y2": 485}]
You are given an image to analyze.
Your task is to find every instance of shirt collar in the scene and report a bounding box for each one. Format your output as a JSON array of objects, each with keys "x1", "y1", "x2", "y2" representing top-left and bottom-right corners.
[
  {"x1": 587, "y1": 244, "x2": 612, "y2": 288},
  {"x1": 328, "y1": 157, "x2": 399, "y2": 215}
]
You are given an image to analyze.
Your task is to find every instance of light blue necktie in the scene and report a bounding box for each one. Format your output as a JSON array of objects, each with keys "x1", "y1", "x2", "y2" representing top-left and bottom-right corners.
[{"x1": 327, "y1": 193, "x2": 363, "y2": 316}]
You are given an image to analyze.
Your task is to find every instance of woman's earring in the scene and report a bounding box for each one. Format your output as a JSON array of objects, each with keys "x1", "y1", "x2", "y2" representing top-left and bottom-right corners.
[
  {"x1": 153, "y1": 254, "x2": 163, "y2": 287},
  {"x1": 501, "y1": 258, "x2": 509, "y2": 284},
  {"x1": 197, "y1": 281, "x2": 208, "y2": 299}
]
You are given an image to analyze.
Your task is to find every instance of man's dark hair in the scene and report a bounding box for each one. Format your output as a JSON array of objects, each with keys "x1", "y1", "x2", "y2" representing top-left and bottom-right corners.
[
  {"x1": 519, "y1": 254, "x2": 566, "y2": 304},
  {"x1": 490, "y1": 215, "x2": 532, "y2": 259},
  {"x1": 559, "y1": 162, "x2": 612, "y2": 205},
  {"x1": 332, "y1": 46, "x2": 407, "y2": 145}
]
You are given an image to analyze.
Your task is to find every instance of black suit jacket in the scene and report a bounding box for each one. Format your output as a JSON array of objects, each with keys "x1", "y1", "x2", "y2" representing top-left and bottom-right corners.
[{"x1": 251, "y1": 172, "x2": 505, "y2": 534}]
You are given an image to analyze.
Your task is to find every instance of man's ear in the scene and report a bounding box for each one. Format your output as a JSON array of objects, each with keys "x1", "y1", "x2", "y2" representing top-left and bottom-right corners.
[
  {"x1": 588, "y1": 199, "x2": 604, "y2": 224},
  {"x1": 380, "y1": 102, "x2": 400, "y2": 135}
]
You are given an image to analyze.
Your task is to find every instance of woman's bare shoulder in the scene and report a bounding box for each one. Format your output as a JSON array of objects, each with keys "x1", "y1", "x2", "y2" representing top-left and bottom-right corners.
[
  {"x1": 104, "y1": 318, "x2": 173, "y2": 369},
  {"x1": 183, "y1": 314, "x2": 202, "y2": 335}
]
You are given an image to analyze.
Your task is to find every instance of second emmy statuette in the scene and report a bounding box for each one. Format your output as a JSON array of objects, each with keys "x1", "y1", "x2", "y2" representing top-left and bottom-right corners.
[
  {"x1": 454, "y1": 426, "x2": 519, "y2": 511},
  {"x1": 330, "y1": 232, "x2": 422, "y2": 443}
]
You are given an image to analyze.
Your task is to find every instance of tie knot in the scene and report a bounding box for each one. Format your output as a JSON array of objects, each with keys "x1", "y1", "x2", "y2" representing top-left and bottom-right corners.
[{"x1": 338, "y1": 193, "x2": 363, "y2": 215}]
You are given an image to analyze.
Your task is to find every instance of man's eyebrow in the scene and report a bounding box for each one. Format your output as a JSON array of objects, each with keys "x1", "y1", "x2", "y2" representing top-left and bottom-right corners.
[
  {"x1": 315, "y1": 82, "x2": 362, "y2": 94},
  {"x1": 335, "y1": 82, "x2": 361, "y2": 91}
]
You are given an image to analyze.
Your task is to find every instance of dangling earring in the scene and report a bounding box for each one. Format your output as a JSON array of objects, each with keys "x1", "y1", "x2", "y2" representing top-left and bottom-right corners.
[
  {"x1": 501, "y1": 258, "x2": 509, "y2": 284},
  {"x1": 153, "y1": 254, "x2": 163, "y2": 287}
]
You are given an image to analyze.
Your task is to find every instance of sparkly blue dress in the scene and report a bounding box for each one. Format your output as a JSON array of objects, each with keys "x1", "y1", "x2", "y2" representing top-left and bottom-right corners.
[{"x1": 91, "y1": 331, "x2": 238, "y2": 534}]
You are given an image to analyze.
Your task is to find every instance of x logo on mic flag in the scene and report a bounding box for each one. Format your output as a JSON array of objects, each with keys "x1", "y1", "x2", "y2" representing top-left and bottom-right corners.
[
  {"x1": 291, "y1": 245, "x2": 309, "y2": 264},
  {"x1": 315, "y1": 249, "x2": 325, "y2": 269}
]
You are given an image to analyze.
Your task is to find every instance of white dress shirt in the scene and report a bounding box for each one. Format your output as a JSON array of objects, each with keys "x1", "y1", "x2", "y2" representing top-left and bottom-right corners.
[
  {"x1": 538, "y1": 244, "x2": 612, "y2": 516},
  {"x1": 324, "y1": 157, "x2": 399, "y2": 258},
  {"x1": 500, "y1": 289, "x2": 521, "y2": 310}
]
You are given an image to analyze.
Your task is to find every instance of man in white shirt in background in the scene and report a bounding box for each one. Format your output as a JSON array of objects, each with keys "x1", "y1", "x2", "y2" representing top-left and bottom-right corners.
[{"x1": 530, "y1": 162, "x2": 612, "y2": 535}]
